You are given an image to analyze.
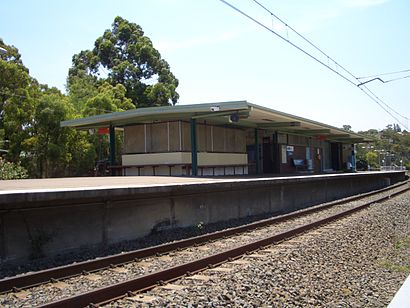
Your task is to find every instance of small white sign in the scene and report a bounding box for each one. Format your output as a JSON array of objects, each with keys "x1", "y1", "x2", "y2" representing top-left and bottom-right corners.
[{"x1": 281, "y1": 145, "x2": 287, "y2": 163}]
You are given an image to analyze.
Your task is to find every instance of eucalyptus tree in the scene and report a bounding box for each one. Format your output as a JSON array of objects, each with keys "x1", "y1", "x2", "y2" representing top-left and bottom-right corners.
[{"x1": 68, "y1": 16, "x2": 179, "y2": 108}]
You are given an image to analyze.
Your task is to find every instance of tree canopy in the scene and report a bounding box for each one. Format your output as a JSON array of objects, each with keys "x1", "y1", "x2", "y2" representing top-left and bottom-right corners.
[
  {"x1": 0, "y1": 17, "x2": 180, "y2": 178},
  {"x1": 0, "y1": 40, "x2": 95, "y2": 178},
  {"x1": 356, "y1": 124, "x2": 410, "y2": 170},
  {"x1": 68, "y1": 16, "x2": 179, "y2": 108},
  {"x1": 1, "y1": 19, "x2": 409, "y2": 179}
]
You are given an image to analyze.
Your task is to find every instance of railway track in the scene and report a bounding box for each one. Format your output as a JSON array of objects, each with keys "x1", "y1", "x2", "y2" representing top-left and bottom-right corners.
[{"x1": 0, "y1": 181, "x2": 408, "y2": 307}]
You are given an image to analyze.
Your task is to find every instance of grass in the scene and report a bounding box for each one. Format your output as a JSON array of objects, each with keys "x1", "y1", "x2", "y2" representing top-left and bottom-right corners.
[{"x1": 379, "y1": 236, "x2": 410, "y2": 273}]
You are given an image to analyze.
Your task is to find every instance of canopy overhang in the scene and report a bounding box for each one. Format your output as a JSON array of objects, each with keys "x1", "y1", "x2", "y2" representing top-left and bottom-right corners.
[{"x1": 61, "y1": 100, "x2": 372, "y2": 143}]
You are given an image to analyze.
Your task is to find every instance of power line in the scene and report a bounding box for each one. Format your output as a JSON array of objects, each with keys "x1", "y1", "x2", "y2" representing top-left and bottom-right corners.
[
  {"x1": 249, "y1": 0, "x2": 409, "y2": 129},
  {"x1": 251, "y1": 0, "x2": 409, "y2": 128},
  {"x1": 360, "y1": 85, "x2": 409, "y2": 121},
  {"x1": 218, "y1": 0, "x2": 357, "y2": 87},
  {"x1": 252, "y1": 0, "x2": 358, "y2": 82},
  {"x1": 358, "y1": 75, "x2": 410, "y2": 86},
  {"x1": 358, "y1": 86, "x2": 409, "y2": 127},
  {"x1": 358, "y1": 69, "x2": 410, "y2": 79},
  {"x1": 218, "y1": 0, "x2": 409, "y2": 130},
  {"x1": 385, "y1": 74, "x2": 410, "y2": 83}
]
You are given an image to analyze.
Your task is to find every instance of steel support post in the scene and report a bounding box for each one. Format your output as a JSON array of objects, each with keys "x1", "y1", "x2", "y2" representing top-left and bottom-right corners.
[
  {"x1": 255, "y1": 128, "x2": 259, "y2": 174},
  {"x1": 109, "y1": 125, "x2": 116, "y2": 167},
  {"x1": 190, "y1": 118, "x2": 198, "y2": 176},
  {"x1": 352, "y1": 144, "x2": 357, "y2": 172}
]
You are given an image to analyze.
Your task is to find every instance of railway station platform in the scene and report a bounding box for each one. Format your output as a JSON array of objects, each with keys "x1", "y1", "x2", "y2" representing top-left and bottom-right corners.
[
  {"x1": 388, "y1": 274, "x2": 410, "y2": 308},
  {"x1": 0, "y1": 171, "x2": 406, "y2": 265}
]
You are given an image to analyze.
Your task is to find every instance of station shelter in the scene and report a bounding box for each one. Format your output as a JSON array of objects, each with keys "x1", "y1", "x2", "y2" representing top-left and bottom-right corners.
[{"x1": 61, "y1": 101, "x2": 370, "y2": 176}]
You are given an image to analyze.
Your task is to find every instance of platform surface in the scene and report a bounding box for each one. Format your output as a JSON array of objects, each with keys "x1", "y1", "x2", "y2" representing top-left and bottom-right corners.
[
  {"x1": 388, "y1": 275, "x2": 410, "y2": 308},
  {"x1": 0, "y1": 171, "x2": 402, "y2": 194},
  {"x1": 0, "y1": 176, "x2": 220, "y2": 192}
]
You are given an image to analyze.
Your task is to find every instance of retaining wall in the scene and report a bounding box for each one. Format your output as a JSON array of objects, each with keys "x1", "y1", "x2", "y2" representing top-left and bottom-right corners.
[{"x1": 0, "y1": 171, "x2": 405, "y2": 265}]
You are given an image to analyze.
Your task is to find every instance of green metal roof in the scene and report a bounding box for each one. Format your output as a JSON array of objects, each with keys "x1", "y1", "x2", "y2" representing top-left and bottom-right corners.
[{"x1": 61, "y1": 100, "x2": 372, "y2": 143}]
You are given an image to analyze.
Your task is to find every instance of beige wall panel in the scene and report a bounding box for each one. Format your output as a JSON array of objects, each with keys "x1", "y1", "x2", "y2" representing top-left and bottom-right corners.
[
  {"x1": 206, "y1": 125, "x2": 213, "y2": 152},
  {"x1": 122, "y1": 152, "x2": 191, "y2": 165},
  {"x1": 225, "y1": 128, "x2": 236, "y2": 152},
  {"x1": 197, "y1": 123, "x2": 206, "y2": 152},
  {"x1": 182, "y1": 122, "x2": 191, "y2": 151},
  {"x1": 197, "y1": 153, "x2": 247, "y2": 165},
  {"x1": 150, "y1": 122, "x2": 168, "y2": 152},
  {"x1": 213, "y1": 126, "x2": 225, "y2": 152},
  {"x1": 235, "y1": 129, "x2": 246, "y2": 153},
  {"x1": 124, "y1": 125, "x2": 145, "y2": 153},
  {"x1": 169, "y1": 121, "x2": 180, "y2": 152}
]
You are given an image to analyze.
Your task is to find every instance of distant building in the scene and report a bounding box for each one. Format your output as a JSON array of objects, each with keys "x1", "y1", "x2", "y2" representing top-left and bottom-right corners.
[{"x1": 61, "y1": 101, "x2": 370, "y2": 176}]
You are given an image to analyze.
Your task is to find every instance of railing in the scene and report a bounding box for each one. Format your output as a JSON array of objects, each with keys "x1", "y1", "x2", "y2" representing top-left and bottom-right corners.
[
  {"x1": 192, "y1": 164, "x2": 250, "y2": 176},
  {"x1": 380, "y1": 166, "x2": 406, "y2": 171},
  {"x1": 108, "y1": 164, "x2": 191, "y2": 176},
  {"x1": 108, "y1": 163, "x2": 252, "y2": 176}
]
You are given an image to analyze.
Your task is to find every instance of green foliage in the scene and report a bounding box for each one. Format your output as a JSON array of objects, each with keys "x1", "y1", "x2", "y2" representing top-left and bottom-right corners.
[
  {"x1": 194, "y1": 221, "x2": 205, "y2": 235},
  {"x1": 342, "y1": 124, "x2": 352, "y2": 132},
  {"x1": 358, "y1": 125, "x2": 410, "y2": 170},
  {"x1": 22, "y1": 87, "x2": 74, "y2": 177},
  {"x1": 394, "y1": 236, "x2": 410, "y2": 250},
  {"x1": 0, "y1": 157, "x2": 28, "y2": 180},
  {"x1": 83, "y1": 82, "x2": 134, "y2": 116},
  {"x1": 1, "y1": 39, "x2": 98, "y2": 177},
  {"x1": 2, "y1": 16, "x2": 181, "y2": 179},
  {"x1": 365, "y1": 151, "x2": 378, "y2": 169},
  {"x1": 379, "y1": 236, "x2": 410, "y2": 273},
  {"x1": 67, "y1": 75, "x2": 99, "y2": 114},
  {"x1": 68, "y1": 16, "x2": 179, "y2": 107}
]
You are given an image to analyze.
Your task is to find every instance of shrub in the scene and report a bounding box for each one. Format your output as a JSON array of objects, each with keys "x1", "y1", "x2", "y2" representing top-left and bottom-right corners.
[{"x1": 0, "y1": 157, "x2": 29, "y2": 180}]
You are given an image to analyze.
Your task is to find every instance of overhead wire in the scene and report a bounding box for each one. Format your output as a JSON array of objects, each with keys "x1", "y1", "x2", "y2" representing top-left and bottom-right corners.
[
  {"x1": 218, "y1": 0, "x2": 409, "y2": 130},
  {"x1": 252, "y1": 0, "x2": 358, "y2": 83},
  {"x1": 251, "y1": 0, "x2": 409, "y2": 129},
  {"x1": 384, "y1": 74, "x2": 410, "y2": 83},
  {"x1": 218, "y1": 0, "x2": 357, "y2": 87},
  {"x1": 358, "y1": 69, "x2": 410, "y2": 79}
]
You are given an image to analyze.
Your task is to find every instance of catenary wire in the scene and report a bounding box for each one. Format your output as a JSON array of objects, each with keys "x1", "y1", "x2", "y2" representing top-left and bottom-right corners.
[
  {"x1": 250, "y1": 0, "x2": 409, "y2": 128},
  {"x1": 384, "y1": 74, "x2": 410, "y2": 83},
  {"x1": 360, "y1": 85, "x2": 409, "y2": 122},
  {"x1": 358, "y1": 69, "x2": 410, "y2": 79},
  {"x1": 252, "y1": 0, "x2": 358, "y2": 82},
  {"x1": 218, "y1": 0, "x2": 358, "y2": 87},
  {"x1": 251, "y1": 0, "x2": 409, "y2": 126},
  {"x1": 218, "y1": 0, "x2": 409, "y2": 129},
  {"x1": 358, "y1": 87, "x2": 409, "y2": 128}
]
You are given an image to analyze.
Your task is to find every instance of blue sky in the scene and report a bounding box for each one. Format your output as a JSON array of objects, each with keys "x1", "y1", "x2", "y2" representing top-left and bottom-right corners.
[{"x1": 1, "y1": 0, "x2": 409, "y2": 131}]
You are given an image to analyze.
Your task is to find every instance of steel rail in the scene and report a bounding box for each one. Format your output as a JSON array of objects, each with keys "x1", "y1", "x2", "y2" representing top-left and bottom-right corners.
[
  {"x1": 40, "y1": 186, "x2": 409, "y2": 308},
  {"x1": 1, "y1": 180, "x2": 407, "y2": 293}
]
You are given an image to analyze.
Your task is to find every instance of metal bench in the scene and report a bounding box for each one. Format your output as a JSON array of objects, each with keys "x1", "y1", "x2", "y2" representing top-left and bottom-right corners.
[{"x1": 292, "y1": 159, "x2": 307, "y2": 171}]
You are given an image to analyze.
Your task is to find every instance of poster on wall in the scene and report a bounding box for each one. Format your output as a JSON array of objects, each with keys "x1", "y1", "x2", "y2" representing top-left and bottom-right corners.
[{"x1": 286, "y1": 145, "x2": 294, "y2": 156}]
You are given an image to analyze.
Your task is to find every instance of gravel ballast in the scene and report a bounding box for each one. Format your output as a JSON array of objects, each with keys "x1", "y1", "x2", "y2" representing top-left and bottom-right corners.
[
  {"x1": 1, "y1": 185, "x2": 408, "y2": 307},
  {"x1": 111, "y1": 190, "x2": 410, "y2": 307}
]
